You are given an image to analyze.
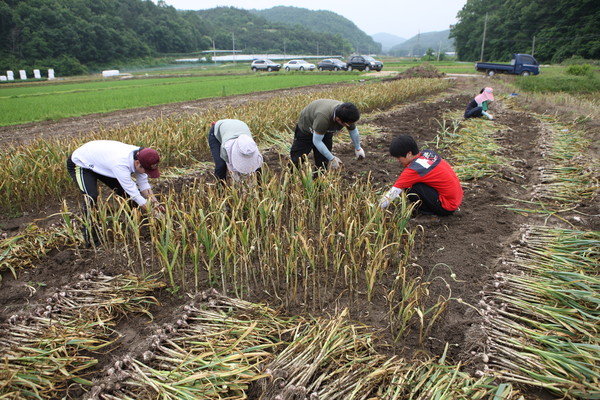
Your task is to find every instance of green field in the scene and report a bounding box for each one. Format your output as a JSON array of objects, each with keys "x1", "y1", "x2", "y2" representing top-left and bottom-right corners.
[
  {"x1": 0, "y1": 58, "x2": 476, "y2": 128},
  {"x1": 0, "y1": 72, "x2": 364, "y2": 126},
  {"x1": 3, "y1": 58, "x2": 596, "y2": 127},
  {"x1": 514, "y1": 65, "x2": 600, "y2": 93}
]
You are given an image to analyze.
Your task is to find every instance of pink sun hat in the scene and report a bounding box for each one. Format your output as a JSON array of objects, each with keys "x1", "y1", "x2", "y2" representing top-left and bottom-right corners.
[{"x1": 475, "y1": 87, "x2": 495, "y2": 104}]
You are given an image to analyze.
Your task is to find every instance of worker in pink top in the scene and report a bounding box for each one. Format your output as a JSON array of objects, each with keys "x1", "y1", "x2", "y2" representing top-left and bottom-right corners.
[{"x1": 464, "y1": 87, "x2": 495, "y2": 120}]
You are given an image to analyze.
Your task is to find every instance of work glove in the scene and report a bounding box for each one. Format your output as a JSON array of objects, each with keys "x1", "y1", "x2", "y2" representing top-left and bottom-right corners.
[
  {"x1": 355, "y1": 148, "x2": 365, "y2": 160},
  {"x1": 329, "y1": 156, "x2": 343, "y2": 170},
  {"x1": 482, "y1": 111, "x2": 494, "y2": 120},
  {"x1": 379, "y1": 187, "x2": 402, "y2": 209}
]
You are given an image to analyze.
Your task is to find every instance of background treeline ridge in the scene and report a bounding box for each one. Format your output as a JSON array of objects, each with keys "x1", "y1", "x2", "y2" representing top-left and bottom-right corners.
[{"x1": 450, "y1": 0, "x2": 600, "y2": 62}]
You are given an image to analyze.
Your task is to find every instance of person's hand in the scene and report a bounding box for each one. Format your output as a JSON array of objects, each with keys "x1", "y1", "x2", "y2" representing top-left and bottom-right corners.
[
  {"x1": 329, "y1": 156, "x2": 343, "y2": 170},
  {"x1": 379, "y1": 187, "x2": 402, "y2": 209},
  {"x1": 379, "y1": 197, "x2": 390, "y2": 209},
  {"x1": 355, "y1": 148, "x2": 365, "y2": 160},
  {"x1": 152, "y1": 207, "x2": 165, "y2": 218},
  {"x1": 150, "y1": 197, "x2": 166, "y2": 214}
]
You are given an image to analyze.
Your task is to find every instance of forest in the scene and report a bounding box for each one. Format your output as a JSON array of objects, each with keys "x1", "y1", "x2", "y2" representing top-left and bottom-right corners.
[
  {"x1": 1, "y1": 0, "x2": 598, "y2": 76},
  {"x1": 0, "y1": 0, "x2": 357, "y2": 75},
  {"x1": 252, "y1": 6, "x2": 381, "y2": 55},
  {"x1": 450, "y1": 0, "x2": 600, "y2": 62}
]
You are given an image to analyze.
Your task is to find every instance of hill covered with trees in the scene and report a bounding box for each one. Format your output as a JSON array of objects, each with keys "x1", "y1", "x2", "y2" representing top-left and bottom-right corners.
[
  {"x1": 252, "y1": 6, "x2": 381, "y2": 55},
  {"x1": 0, "y1": 0, "x2": 356, "y2": 76},
  {"x1": 197, "y1": 7, "x2": 353, "y2": 57},
  {"x1": 450, "y1": 0, "x2": 600, "y2": 62},
  {"x1": 0, "y1": 0, "x2": 209, "y2": 75},
  {"x1": 388, "y1": 30, "x2": 454, "y2": 57}
]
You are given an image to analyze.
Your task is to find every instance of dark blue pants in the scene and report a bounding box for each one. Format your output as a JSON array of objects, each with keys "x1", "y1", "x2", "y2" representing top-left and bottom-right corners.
[
  {"x1": 464, "y1": 106, "x2": 483, "y2": 119},
  {"x1": 406, "y1": 183, "x2": 454, "y2": 216},
  {"x1": 208, "y1": 125, "x2": 228, "y2": 180}
]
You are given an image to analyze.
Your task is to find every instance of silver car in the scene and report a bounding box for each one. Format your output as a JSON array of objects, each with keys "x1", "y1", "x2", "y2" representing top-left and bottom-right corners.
[
  {"x1": 283, "y1": 59, "x2": 316, "y2": 71},
  {"x1": 251, "y1": 59, "x2": 281, "y2": 72}
]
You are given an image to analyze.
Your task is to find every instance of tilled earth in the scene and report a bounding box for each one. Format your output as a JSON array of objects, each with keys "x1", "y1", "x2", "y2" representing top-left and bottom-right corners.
[{"x1": 0, "y1": 76, "x2": 598, "y2": 399}]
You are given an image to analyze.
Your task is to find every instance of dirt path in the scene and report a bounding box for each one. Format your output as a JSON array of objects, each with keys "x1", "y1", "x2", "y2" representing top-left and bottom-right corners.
[{"x1": 0, "y1": 76, "x2": 597, "y2": 399}]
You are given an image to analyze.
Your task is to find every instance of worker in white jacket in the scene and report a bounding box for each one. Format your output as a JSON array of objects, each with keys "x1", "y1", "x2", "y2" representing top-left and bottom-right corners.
[{"x1": 66, "y1": 140, "x2": 163, "y2": 246}]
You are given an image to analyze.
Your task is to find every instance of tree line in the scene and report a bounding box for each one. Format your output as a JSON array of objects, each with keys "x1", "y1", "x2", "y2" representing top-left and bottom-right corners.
[
  {"x1": 252, "y1": 6, "x2": 381, "y2": 55},
  {"x1": 0, "y1": 0, "x2": 361, "y2": 76},
  {"x1": 450, "y1": 0, "x2": 600, "y2": 63}
]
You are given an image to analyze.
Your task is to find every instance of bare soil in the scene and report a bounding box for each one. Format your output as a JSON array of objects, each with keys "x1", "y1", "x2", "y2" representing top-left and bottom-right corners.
[{"x1": 0, "y1": 76, "x2": 598, "y2": 399}]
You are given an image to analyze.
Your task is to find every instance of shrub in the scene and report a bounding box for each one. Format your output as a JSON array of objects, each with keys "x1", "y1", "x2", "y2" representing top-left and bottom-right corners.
[{"x1": 565, "y1": 64, "x2": 593, "y2": 77}]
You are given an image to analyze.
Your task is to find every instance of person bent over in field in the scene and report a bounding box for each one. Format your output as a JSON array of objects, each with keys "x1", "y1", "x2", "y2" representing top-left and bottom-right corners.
[
  {"x1": 208, "y1": 119, "x2": 264, "y2": 185},
  {"x1": 66, "y1": 140, "x2": 164, "y2": 247},
  {"x1": 464, "y1": 87, "x2": 495, "y2": 120},
  {"x1": 379, "y1": 135, "x2": 463, "y2": 219},
  {"x1": 290, "y1": 99, "x2": 365, "y2": 172}
]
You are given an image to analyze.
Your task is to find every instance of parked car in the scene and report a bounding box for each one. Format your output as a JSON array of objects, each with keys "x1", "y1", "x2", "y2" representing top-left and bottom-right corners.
[
  {"x1": 251, "y1": 59, "x2": 281, "y2": 72},
  {"x1": 475, "y1": 53, "x2": 540, "y2": 76},
  {"x1": 317, "y1": 59, "x2": 347, "y2": 71},
  {"x1": 346, "y1": 55, "x2": 383, "y2": 72},
  {"x1": 283, "y1": 59, "x2": 316, "y2": 71}
]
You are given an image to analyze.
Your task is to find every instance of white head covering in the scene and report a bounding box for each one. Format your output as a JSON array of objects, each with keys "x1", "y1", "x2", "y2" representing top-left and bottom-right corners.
[{"x1": 230, "y1": 135, "x2": 263, "y2": 174}]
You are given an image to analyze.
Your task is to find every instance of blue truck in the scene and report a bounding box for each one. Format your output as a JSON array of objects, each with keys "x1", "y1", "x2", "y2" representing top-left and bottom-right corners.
[{"x1": 475, "y1": 54, "x2": 540, "y2": 76}]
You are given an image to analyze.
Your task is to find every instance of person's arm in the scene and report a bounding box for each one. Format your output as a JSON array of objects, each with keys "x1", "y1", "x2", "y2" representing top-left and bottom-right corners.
[
  {"x1": 141, "y1": 188, "x2": 165, "y2": 213},
  {"x1": 114, "y1": 165, "x2": 147, "y2": 207},
  {"x1": 312, "y1": 132, "x2": 334, "y2": 161},
  {"x1": 348, "y1": 127, "x2": 360, "y2": 150},
  {"x1": 348, "y1": 127, "x2": 365, "y2": 159}
]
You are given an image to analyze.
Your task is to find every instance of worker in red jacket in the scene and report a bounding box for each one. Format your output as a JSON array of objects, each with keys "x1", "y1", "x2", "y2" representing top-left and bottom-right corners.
[{"x1": 379, "y1": 135, "x2": 463, "y2": 216}]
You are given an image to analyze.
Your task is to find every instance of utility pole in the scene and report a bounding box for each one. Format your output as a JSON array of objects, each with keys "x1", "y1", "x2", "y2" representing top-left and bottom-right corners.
[
  {"x1": 232, "y1": 32, "x2": 235, "y2": 63},
  {"x1": 437, "y1": 41, "x2": 441, "y2": 61},
  {"x1": 531, "y1": 35, "x2": 536, "y2": 57},
  {"x1": 480, "y1": 13, "x2": 488, "y2": 62},
  {"x1": 212, "y1": 38, "x2": 216, "y2": 63}
]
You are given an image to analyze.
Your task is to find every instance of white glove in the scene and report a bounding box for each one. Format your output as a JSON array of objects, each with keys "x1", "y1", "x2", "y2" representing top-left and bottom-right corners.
[
  {"x1": 355, "y1": 148, "x2": 365, "y2": 160},
  {"x1": 379, "y1": 187, "x2": 402, "y2": 209},
  {"x1": 329, "y1": 156, "x2": 343, "y2": 170},
  {"x1": 482, "y1": 111, "x2": 494, "y2": 120}
]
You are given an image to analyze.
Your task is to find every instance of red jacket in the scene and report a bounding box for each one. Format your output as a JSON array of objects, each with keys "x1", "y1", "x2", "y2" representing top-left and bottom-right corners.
[{"x1": 394, "y1": 150, "x2": 463, "y2": 211}]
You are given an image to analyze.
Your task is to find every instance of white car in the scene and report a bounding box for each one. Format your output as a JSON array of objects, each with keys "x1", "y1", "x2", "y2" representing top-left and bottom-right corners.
[{"x1": 283, "y1": 60, "x2": 316, "y2": 71}]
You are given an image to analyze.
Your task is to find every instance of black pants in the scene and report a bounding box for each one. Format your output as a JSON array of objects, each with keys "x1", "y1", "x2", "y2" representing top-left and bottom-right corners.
[
  {"x1": 66, "y1": 155, "x2": 129, "y2": 246},
  {"x1": 208, "y1": 125, "x2": 228, "y2": 180},
  {"x1": 290, "y1": 125, "x2": 333, "y2": 170},
  {"x1": 464, "y1": 106, "x2": 483, "y2": 119},
  {"x1": 406, "y1": 183, "x2": 454, "y2": 216}
]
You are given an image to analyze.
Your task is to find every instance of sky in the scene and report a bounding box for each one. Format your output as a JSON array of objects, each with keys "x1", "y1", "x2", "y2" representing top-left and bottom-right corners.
[{"x1": 161, "y1": 0, "x2": 467, "y2": 39}]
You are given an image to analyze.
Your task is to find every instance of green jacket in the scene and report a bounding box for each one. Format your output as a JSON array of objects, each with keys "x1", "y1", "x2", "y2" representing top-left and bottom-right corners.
[{"x1": 297, "y1": 99, "x2": 356, "y2": 136}]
